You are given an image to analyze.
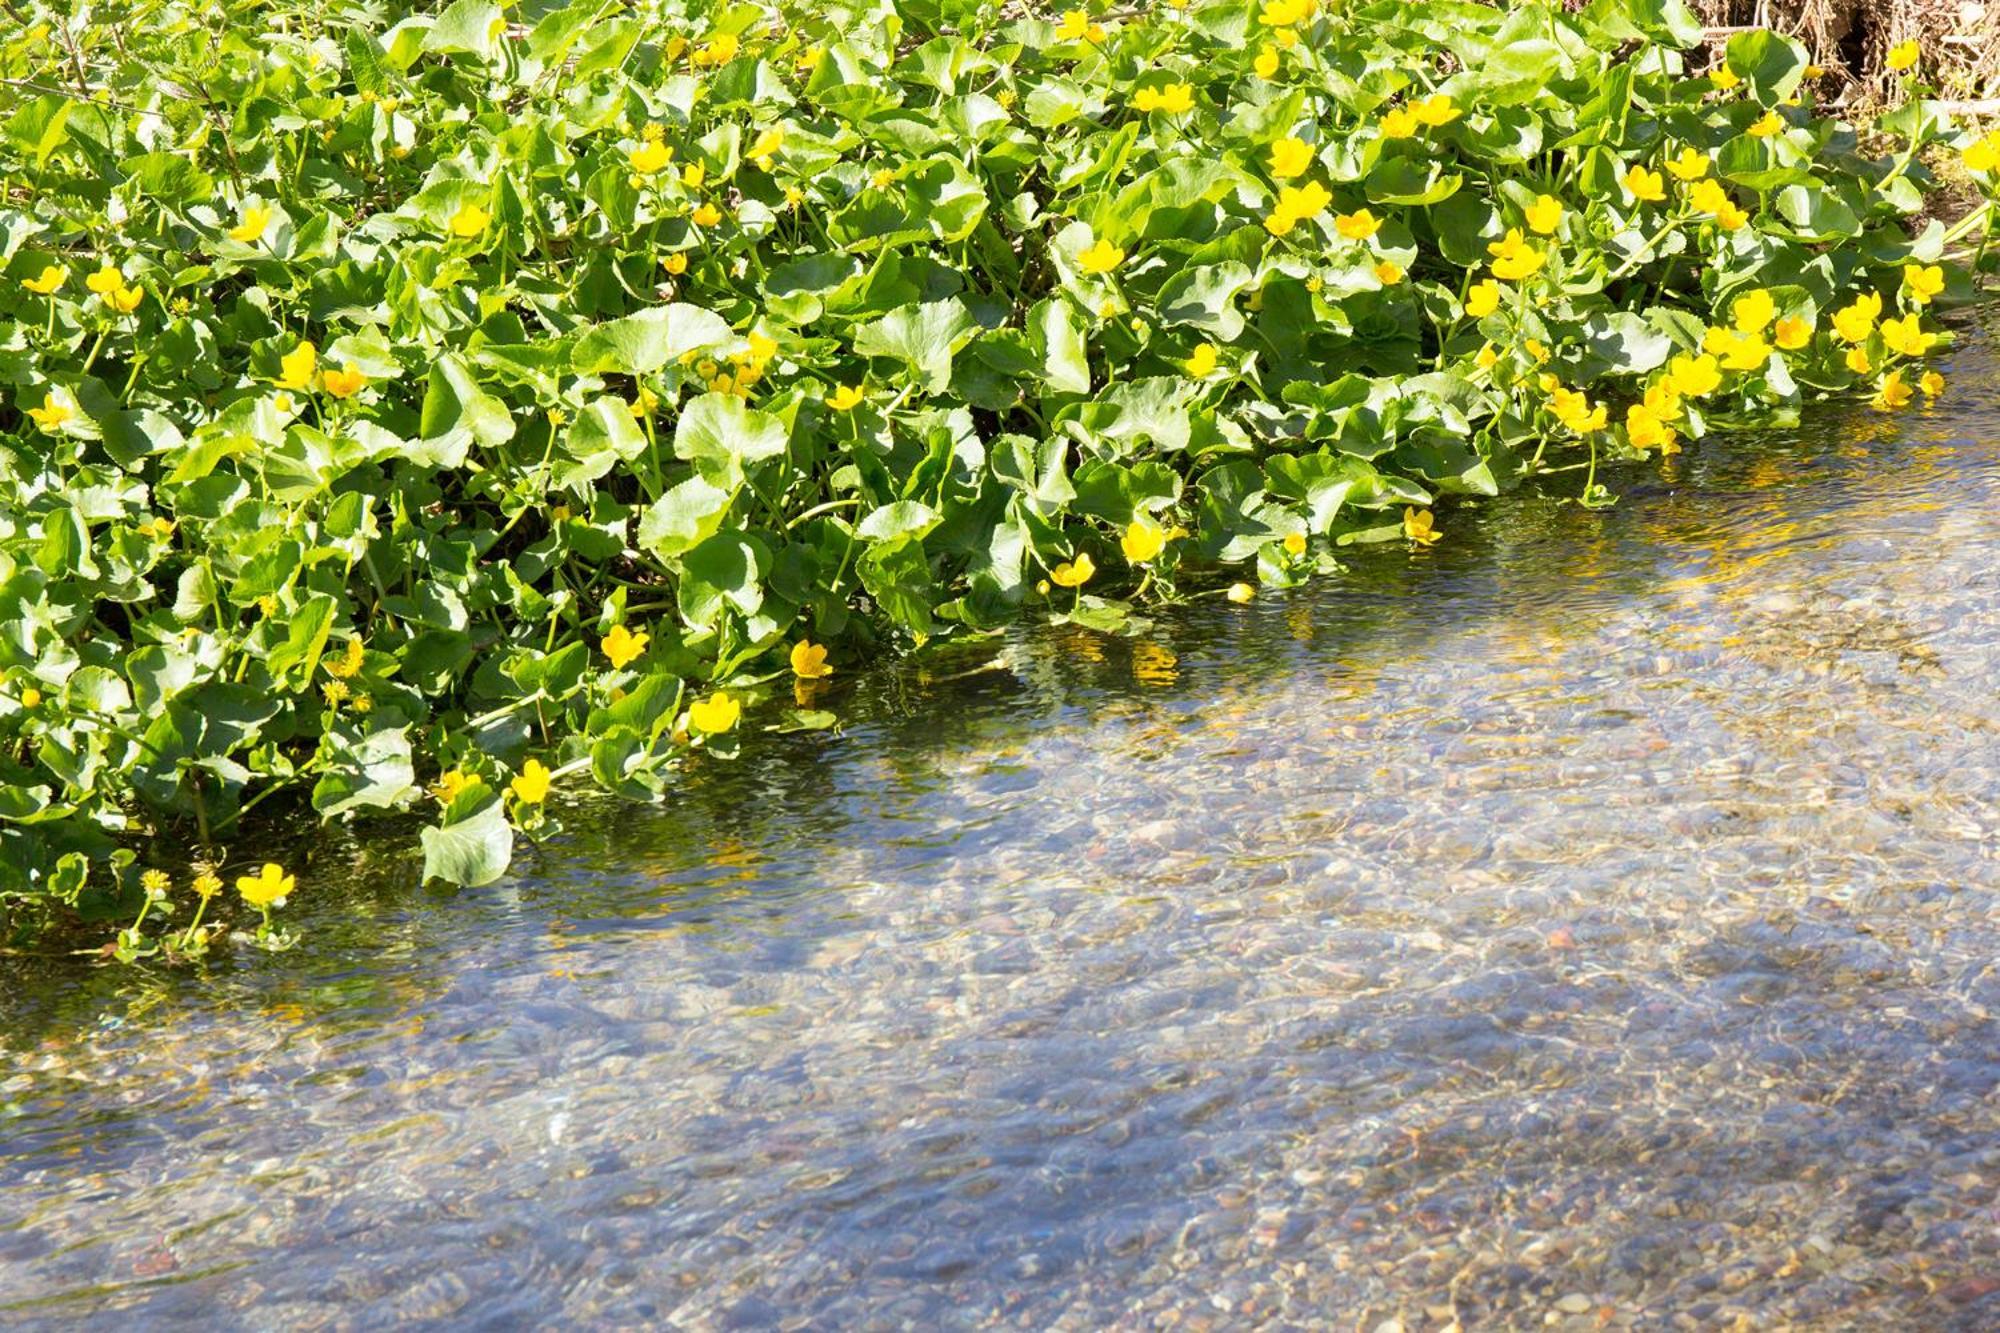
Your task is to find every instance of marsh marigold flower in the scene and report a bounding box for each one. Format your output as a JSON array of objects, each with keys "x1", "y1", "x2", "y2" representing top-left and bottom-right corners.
[
  {"x1": 1902, "y1": 263, "x2": 1944, "y2": 306},
  {"x1": 228, "y1": 203, "x2": 273, "y2": 244},
  {"x1": 1879, "y1": 312, "x2": 1935, "y2": 358},
  {"x1": 1078, "y1": 237, "x2": 1124, "y2": 274},
  {"x1": 1665, "y1": 147, "x2": 1710, "y2": 181},
  {"x1": 1486, "y1": 229, "x2": 1546, "y2": 281},
  {"x1": 1730, "y1": 287, "x2": 1776, "y2": 334},
  {"x1": 791, "y1": 640, "x2": 833, "y2": 679},
  {"x1": 1886, "y1": 40, "x2": 1919, "y2": 73},
  {"x1": 322, "y1": 364, "x2": 366, "y2": 398},
  {"x1": 828, "y1": 383, "x2": 865, "y2": 410},
  {"x1": 1831, "y1": 292, "x2": 1881, "y2": 343},
  {"x1": 1465, "y1": 280, "x2": 1501, "y2": 318},
  {"x1": 1333, "y1": 206, "x2": 1379, "y2": 240},
  {"x1": 1874, "y1": 369, "x2": 1913, "y2": 409},
  {"x1": 510, "y1": 759, "x2": 552, "y2": 804},
  {"x1": 1524, "y1": 194, "x2": 1563, "y2": 234},
  {"x1": 1773, "y1": 316, "x2": 1812, "y2": 350},
  {"x1": 449, "y1": 203, "x2": 490, "y2": 238},
  {"x1": 1919, "y1": 370, "x2": 1944, "y2": 398},
  {"x1": 23, "y1": 264, "x2": 67, "y2": 294},
  {"x1": 1411, "y1": 94, "x2": 1459, "y2": 127},
  {"x1": 277, "y1": 341, "x2": 317, "y2": 391},
  {"x1": 1622, "y1": 165, "x2": 1665, "y2": 202},
  {"x1": 1269, "y1": 136, "x2": 1314, "y2": 180},
  {"x1": 629, "y1": 140, "x2": 673, "y2": 174},
  {"x1": 1403, "y1": 508, "x2": 1440, "y2": 546},
  {"x1": 1121, "y1": 518, "x2": 1167, "y2": 564},
  {"x1": 237, "y1": 863, "x2": 295, "y2": 909},
  {"x1": 26, "y1": 390, "x2": 73, "y2": 430},
  {"x1": 1050, "y1": 553, "x2": 1096, "y2": 587},
  {"x1": 1132, "y1": 83, "x2": 1194, "y2": 115},
  {"x1": 1964, "y1": 132, "x2": 2000, "y2": 174},
  {"x1": 689, "y1": 692, "x2": 741, "y2": 733},
  {"x1": 602, "y1": 623, "x2": 648, "y2": 668}
]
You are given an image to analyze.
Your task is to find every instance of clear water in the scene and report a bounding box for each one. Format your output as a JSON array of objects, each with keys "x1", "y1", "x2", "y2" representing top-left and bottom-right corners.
[{"x1": 5, "y1": 324, "x2": 2000, "y2": 1329}]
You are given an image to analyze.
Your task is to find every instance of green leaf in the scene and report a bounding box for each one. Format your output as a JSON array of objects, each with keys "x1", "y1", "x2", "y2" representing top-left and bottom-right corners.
[
  {"x1": 678, "y1": 533, "x2": 770, "y2": 629},
  {"x1": 571, "y1": 304, "x2": 734, "y2": 375},
  {"x1": 852, "y1": 298, "x2": 979, "y2": 394},
  {"x1": 312, "y1": 726, "x2": 417, "y2": 816},
  {"x1": 420, "y1": 799, "x2": 514, "y2": 887},
  {"x1": 672, "y1": 393, "x2": 790, "y2": 482},
  {"x1": 423, "y1": 0, "x2": 504, "y2": 61},
  {"x1": 1725, "y1": 28, "x2": 1809, "y2": 105}
]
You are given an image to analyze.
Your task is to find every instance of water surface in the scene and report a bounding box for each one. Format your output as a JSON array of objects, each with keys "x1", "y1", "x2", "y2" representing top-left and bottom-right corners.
[{"x1": 5, "y1": 327, "x2": 2000, "y2": 1329}]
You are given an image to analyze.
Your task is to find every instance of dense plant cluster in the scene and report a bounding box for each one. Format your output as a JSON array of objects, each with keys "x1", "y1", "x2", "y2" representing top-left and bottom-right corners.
[{"x1": 0, "y1": 0, "x2": 1990, "y2": 948}]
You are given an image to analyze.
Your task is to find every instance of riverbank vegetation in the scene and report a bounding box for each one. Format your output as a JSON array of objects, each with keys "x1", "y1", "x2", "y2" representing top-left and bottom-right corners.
[{"x1": 0, "y1": 0, "x2": 1992, "y2": 952}]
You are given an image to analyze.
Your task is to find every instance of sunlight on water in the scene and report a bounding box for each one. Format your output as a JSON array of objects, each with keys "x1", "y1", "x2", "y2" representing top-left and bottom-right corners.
[{"x1": 4, "y1": 324, "x2": 2000, "y2": 1328}]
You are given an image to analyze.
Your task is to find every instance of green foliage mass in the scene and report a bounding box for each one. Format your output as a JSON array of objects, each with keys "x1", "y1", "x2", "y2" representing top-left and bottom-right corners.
[{"x1": 0, "y1": 0, "x2": 1988, "y2": 946}]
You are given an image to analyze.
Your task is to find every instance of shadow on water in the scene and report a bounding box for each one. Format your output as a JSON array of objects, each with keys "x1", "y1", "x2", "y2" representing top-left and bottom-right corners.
[{"x1": 3, "y1": 311, "x2": 2000, "y2": 1327}]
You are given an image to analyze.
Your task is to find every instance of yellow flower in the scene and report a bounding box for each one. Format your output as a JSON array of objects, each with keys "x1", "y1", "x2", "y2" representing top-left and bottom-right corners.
[
  {"x1": 1622, "y1": 165, "x2": 1666, "y2": 203},
  {"x1": 1665, "y1": 147, "x2": 1710, "y2": 181},
  {"x1": 277, "y1": 341, "x2": 318, "y2": 391},
  {"x1": 1965, "y1": 132, "x2": 2000, "y2": 174},
  {"x1": 1474, "y1": 343, "x2": 1499, "y2": 370},
  {"x1": 1464, "y1": 280, "x2": 1501, "y2": 318},
  {"x1": 1874, "y1": 369, "x2": 1913, "y2": 409},
  {"x1": 1845, "y1": 345, "x2": 1872, "y2": 374},
  {"x1": 228, "y1": 203, "x2": 273, "y2": 244},
  {"x1": 1133, "y1": 83, "x2": 1195, "y2": 115},
  {"x1": 1549, "y1": 386, "x2": 1606, "y2": 434},
  {"x1": 747, "y1": 127, "x2": 784, "y2": 168},
  {"x1": 828, "y1": 383, "x2": 865, "y2": 410},
  {"x1": 1831, "y1": 291, "x2": 1881, "y2": 343},
  {"x1": 601, "y1": 624, "x2": 648, "y2": 668},
  {"x1": 1258, "y1": 0, "x2": 1314, "y2": 26},
  {"x1": 1410, "y1": 94, "x2": 1460, "y2": 128},
  {"x1": 1050, "y1": 552, "x2": 1096, "y2": 587},
  {"x1": 1226, "y1": 582, "x2": 1256, "y2": 603},
  {"x1": 663, "y1": 253, "x2": 689, "y2": 275},
  {"x1": 691, "y1": 203, "x2": 724, "y2": 227},
  {"x1": 1377, "y1": 106, "x2": 1419, "y2": 140},
  {"x1": 1879, "y1": 312, "x2": 1935, "y2": 358},
  {"x1": 1122, "y1": 518, "x2": 1168, "y2": 564},
  {"x1": 1902, "y1": 263, "x2": 1944, "y2": 306},
  {"x1": 1919, "y1": 370, "x2": 1944, "y2": 398},
  {"x1": 1747, "y1": 110, "x2": 1783, "y2": 138},
  {"x1": 1055, "y1": 10, "x2": 1106, "y2": 43},
  {"x1": 1486, "y1": 228, "x2": 1546, "y2": 281},
  {"x1": 192, "y1": 872, "x2": 221, "y2": 899},
  {"x1": 1729, "y1": 287, "x2": 1776, "y2": 334},
  {"x1": 1403, "y1": 507, "x2": 1440, "y2": 546},
  {"x1": 432, "y1": 768, "x2": 474, "y2": 803},
  {"x1": 689, "y1": 691, "x2": 741, "y2": 733},
  {"x1": 1886, "y1": 40, "x2": 1919, "y2": 73},
  {"x1": 682, "y1": 163, "x2": 707, "y2": 189},
  {"x1": 1711, "y1": 64, "x2": 1740, "y2": 91},
  {"x1": 1282, "y1": 531, "x2": 1307, "y2": 555},
  {"x1": 1665, "y1": 352, "x2": 1722, "y2": 398},
  {"x1": 449, "y1": 203, "x2": 490, "y2": 238},
  {"x1": 140, "y1": 868, "x2": 171, "y2": 899},
  {"x1": 1078, "y1": 237, "x2": 1125, "y2": 274},
  {"x1": 629, "y1": 140, "x2": 673, "y2": 174},
  {"x1": 1703, "y1": 325, "x2": 1772, "y2": 372},
  {"x1": 325, "y1": 637, "x2": 365, "y2": 680},
  {"x1": 1333, "y1": 207, "x2": 1380, "y2": 240},
  {"x1": 1524, "y1": 194, "x2": 1563, "y2": 235},
  {"x1": 1186, "y1": 342, "x2": 1219, "y2": 377},
  {"x1": 1268, "y1": 136, "x2": 1314, "y2": 180},
  {"x1": 631, "y1": 386, "x2": 659, "y2": 418},
  {"x1": 237, "y1": 862, "x2": 295, "y2": 909},
  {"x1": 85, "y1": 265, "x2": 125, "y2": 295},
  {"x1": 1253, "y1": 46, "x2": 1280, "y2": 79},
  {"x1": 104, "y1": 283, "x2": 143, "y2": 313},
  {"x1": 1773, "y1": 315, "x2": 1812, "y2": 350},
  {"x1": 1524, "y1": 337, "x2": 1550, "y2": 364},
  {"x1": 26, "y1": 390, "x2": 74, "y2": 430},
  {"x1": 1373, "y1": 260, "x2": 1404, "y2": 285},
  {"x1": 23, "y1": 264, "x2": 67, "y2": 294},
  {"x1": 791, "y1": 640, "x2": 834, "y2": 679},
  {"x1": 694, "y1": 33, "x2": 740, "y2": 67},
  {"x1": 18, "y1": 687, "x2": 40, "y2": 709},
  {"x1": 795, "y1": 45, "x2": 823, "y2": 73},
  {"x1": 322, "y1": 364, "x2": 367, "y2": 398},
  {"x1": 510, "y1": 758, "x2": 552, "y2": 804},
  {"x1": 1625, "y1": 401, "x2": 1678, "y2": 453}
]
